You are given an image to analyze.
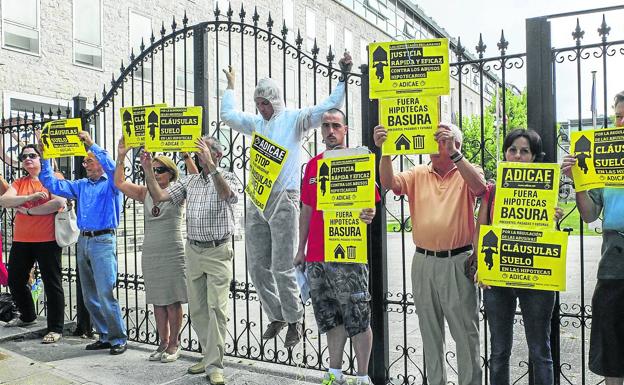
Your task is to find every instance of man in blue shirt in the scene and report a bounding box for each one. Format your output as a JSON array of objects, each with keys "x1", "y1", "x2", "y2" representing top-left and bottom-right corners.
[{"x1": 38, "y1": 130, "x2": 127, "y2": 355}]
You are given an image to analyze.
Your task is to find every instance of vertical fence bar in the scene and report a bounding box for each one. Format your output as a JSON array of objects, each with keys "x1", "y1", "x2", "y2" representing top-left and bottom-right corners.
[
  {"x1": 526, "y1": 16, "x2": 560, "y2": 385},
  {"x1": 193, "y1": 25, "x2": 209, "y2": 135},
  {"x1": 360, "y1": 64, "x2": 389, "y2": 385}
]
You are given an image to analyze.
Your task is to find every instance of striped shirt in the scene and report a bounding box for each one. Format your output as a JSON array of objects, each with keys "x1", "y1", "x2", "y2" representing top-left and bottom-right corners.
[{"x1": 166, "y1": 170, "x2": 241, "y2": 242}]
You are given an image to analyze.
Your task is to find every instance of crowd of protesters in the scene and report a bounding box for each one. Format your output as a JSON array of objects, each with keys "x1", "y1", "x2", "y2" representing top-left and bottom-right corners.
[{"x1": 0, "y1": 60, "x2": 621, "y2": 385}]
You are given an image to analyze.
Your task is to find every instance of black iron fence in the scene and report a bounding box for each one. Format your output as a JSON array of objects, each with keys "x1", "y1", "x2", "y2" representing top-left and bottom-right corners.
[{"x1": 2, "y1": 4, "x2": 623, "y2": 385}]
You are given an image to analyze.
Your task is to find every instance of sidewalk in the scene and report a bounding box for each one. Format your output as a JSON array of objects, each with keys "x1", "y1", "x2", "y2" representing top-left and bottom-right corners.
[{"x1": 0, "y1": 319, "x2": 323, "y2": 385}]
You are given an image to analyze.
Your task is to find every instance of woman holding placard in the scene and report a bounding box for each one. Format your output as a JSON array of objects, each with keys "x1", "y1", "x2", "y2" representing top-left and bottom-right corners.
[
  {"x1": 114, "y1": 137, "x2": 187, "y2": 363},
  {"x1": 475, "y1": 129, "x2": 558, "y2": 385}
]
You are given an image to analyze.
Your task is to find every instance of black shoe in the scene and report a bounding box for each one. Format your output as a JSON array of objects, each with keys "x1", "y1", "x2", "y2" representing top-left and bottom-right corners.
[
  {"x1": 109, "y1": 343, "x2": 127, "y2": 355},
  {"x1": 85, "y1": 340, "x2": 112, "y2": 350},
  {"x1": 262, "y1": 321, "x2": 286, "y2": 339},
  {"x1": 284, "y1": 322, "x2": 302, "y2": 348}
]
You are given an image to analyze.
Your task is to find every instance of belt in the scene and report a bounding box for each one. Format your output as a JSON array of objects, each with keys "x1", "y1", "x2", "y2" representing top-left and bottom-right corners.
[
  {"x1": 81, "y1": 229, "x2": 115, "y2": 237},
  {"x1": 189, "y1": 238, "x2": 230, "y2": 248},
  {"x1": 415, "y1": 244, "x2": 472, "y2": 258}
]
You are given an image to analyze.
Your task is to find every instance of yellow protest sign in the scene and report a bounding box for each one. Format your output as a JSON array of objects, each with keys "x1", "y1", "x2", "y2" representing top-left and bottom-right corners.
[
  {"x1": 493, "y1": 162, "x2": 560, "y2": 229},
  {"x1": 570, "y1": 127, "x2": 624, "y2": 191},
  {"x1": 316, "y1": 154, "x2": 376, "y2": 211},
  {"x1": 324, "y1": 210, "x2": 368, "y2": 264},
  {"x1": 41, "y1": 119, "x2": 87, "y2": 159},
  {"x1": 477, "y1": 225, "x2": 568, "y2": 291},
  {"x1": 369, "y1": 38, "x2": 449, "y2": 99},
  {"x1": 245, "y1": 133, "x2": 288, "y2": 211},
  {"x1": 379, "y1": 96, "x2": 439, "y2": 155},
  {"x1": 144, "y1": 106, "x2": 202, "y2": 152},
  {"x1": 120, "y1": 104, "x2": 167, "y2": 148}
]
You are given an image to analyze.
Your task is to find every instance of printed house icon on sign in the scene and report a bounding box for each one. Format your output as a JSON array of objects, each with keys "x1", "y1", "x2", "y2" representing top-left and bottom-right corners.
[
  {"x1": 395, "y1": 134, "x2": 411, "y2": 151},
  {"x1": 334, "y1": 244, "x2": 345, "y2": 259}
]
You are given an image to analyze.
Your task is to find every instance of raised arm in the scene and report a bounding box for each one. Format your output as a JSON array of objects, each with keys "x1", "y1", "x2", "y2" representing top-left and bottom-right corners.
[
  {"x1": 79, "y1": 130, "x2": 115, "y2": 181},
  {"x1": 373, "y1": 125, "x2": 402, "y2": 192},
  {"x1": 219, "y1": 66, "x2": 260, "y2": 135},
  {"x1": 182, "y1": 153, "x2": 199, "y2": 174},
  {"x1": 195, "y1": 138, "x2": 236, "y2": 202},
  {"x1": 39, "y1": 159, "x2": 79, "y2": 199},
  {"x1": 561, "y1": 154, "x2": 601, "y2": 222},
  {"x1": 114, "y1": 137, "x2": 147, "y2": 202},
  {"x1": 141, "y1": 151, "x2": 171, "y2": 203}
]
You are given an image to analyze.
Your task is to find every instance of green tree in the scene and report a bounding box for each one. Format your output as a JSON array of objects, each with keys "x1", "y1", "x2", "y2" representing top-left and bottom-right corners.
[{"x1": 460, "y1": 87, "x2": 528, "y2": 179}]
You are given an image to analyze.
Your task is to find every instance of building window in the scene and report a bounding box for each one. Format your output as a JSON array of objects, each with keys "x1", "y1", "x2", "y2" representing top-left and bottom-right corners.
[
  {"x1": 129, "y1": 11, "x2": 152, "y2": 79},
  {"x1": 360, "y1": 38, "x2": 368, "y2": 65},
  {"x1": 282, "y1": 0, "x2": 294, "y2": 43},
  {"x1": 1, "y1": 0, "x2": 40, "y2": 54},
  {"x1": 73, "y1": 0, "x2": 103, "y2": 69},
  {"x1": 175, "y1": 39, "x2": 194, "y2": 92},
  {"x1": 306, "y1": 7, "x2": 315, "y2": 52},
  {"x1": 326, "y1": 18, "x2": 335, "y2": 55},
  {"x1": 344, "y1": 28, "x2": 353, "y2": 54}
]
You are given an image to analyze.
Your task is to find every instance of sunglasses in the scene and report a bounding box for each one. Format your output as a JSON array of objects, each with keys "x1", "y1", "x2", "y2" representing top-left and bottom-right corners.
[
  {"x1": 19, "y1": 153, "x2": 39, "y2": 161},
  {"x1": 153, "y1": 166, "x2": 170, "y2": 175}
]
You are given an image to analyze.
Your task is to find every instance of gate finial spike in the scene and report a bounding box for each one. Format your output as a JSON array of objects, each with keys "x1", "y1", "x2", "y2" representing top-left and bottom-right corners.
[
  {"x1": 140, "y1": 37, "x2": 145, "y2": 52},
  {"x1": 172, "y1": 16, "x2": 177, "y2": 31},
  {"x1": 598, "y1": 14, "x2": 610, "y2": 43},
  {"x1": 183, "y1": 11, "x2": 188, "y2": 27},
  {"x1": 497, "y1": 30, "x2": 508, "y2": 55},
  {"x1": 454, "y1": 36, "x2": 465, "y2": 59},
  {"x1": 281, "y1": 20, "x2": 289, "y2": 40},
  {"x1": 150, "y1": 29, "x2": 155, "y2": 44},
  {"x1": 160, "y1": 21, "x2": 166, "y2": 37},
  {"x1": 312, "y1": 38, "x2": 319, "y2": 57},
  {"x1": 267, "y1": 12, "x2": 274, "y2": 30},
  {"x1": 252, "y1": 7, "x2": 259, "y2": 25},
  {"x1": 327, "y1": 46, "x2": 335, "y2": 64},
  {"x1": 572, "y1": 18, "x2": 584, "y2": 46},
  {"x1": 214, "y1": 2, "x2": 221, "y2": 19},
  {"x1": 295, "y1": 29, "x2": 303, "y2": 48},
  {"x1": 475, "y1": 33, "x2": 486, "y2": 58},
  {"x1": 130, "y1": 48, "x2": 135, "y2": 62},
  {"x1": 120, "y1": 60, "x2": 125, "y2": 74},
  {"x1": 239, "y1": 4, "x2": 246, "y2": 21},
  {"x1": 227, "y1": 2, "x2": 233, "y2": 20}
]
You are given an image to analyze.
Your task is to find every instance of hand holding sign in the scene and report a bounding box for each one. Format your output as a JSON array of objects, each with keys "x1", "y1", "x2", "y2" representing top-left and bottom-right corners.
[
  {"x1": 359, "y1": 207, "x2": 376, "y2": 224},
  {"x1": 78, "y1": 131, "x2": 94, "y2": 147},
  {"x1": 434, "y1": 124, "x2": 459, "y2": 155},
  {"x1": 560, "y1": 154, "x2": 577, "y2": 178},
  {"x1": 117, "y1": 136, "x2": 130, "y2": 159},
  {"x1": 195, "y1": 138, "x2": 215, "y2": 169},
  {"x1": 139, "y1": 150, "x2": 153, "y2": 171},
  {"x1": 373, "y1": 125, "x2": 388, "y2": 148}
]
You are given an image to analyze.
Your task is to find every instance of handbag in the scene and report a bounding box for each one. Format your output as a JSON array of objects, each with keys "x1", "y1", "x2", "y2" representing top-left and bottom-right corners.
[{"x1": 55, "y1": 201, "x2": 80, "y2": 247}]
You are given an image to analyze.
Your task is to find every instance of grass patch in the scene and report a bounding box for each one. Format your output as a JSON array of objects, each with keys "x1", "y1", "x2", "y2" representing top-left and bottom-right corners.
[{"x1": 557, "y1": 200, "x2": 599, "y2": 236}]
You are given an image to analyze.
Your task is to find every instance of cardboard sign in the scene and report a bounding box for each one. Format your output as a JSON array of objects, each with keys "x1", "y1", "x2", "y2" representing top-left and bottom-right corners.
[
  {"x1": 492, "y1": 162, "x2": 560, "y2": 229},
  {"x1": 323, "y1": 210, "x2": 368, "y2": 264},
  {"x1": 570, "y1": 127, "x2": 624, "y2": 191},
  {"x1": 245, "y1": 133, "x2": 289, "y2": 211},
  {"x1": 144, "y1": 106, "x2": 202, "y2": 152},
  {"x1": 379, "y1": 96, "x2": 439, "y2": 155},
  {"x1": 316, "y1": 154, "x2": 376, "y2": 211},
  {"x1": 41, "y1": 119, "x2": 87, "y2": 158},
  {"x1": 477, "y1": 225, "x2": 568, "y2": 291},
  {"x1": 369, "y1": 38, "x2": 450, "y2": 99},
  {"x1": 120, "y1": 104, "x2": 167, "y2": 148}
]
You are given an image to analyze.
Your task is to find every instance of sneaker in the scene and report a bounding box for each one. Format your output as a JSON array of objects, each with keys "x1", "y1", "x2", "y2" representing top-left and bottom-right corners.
[
  {"x1": 4, "y1": 318, "x2": 36, "y2": 328},
  {"x1": 284, "y1": 322, "x2": 302, "y2": 348},
  {"x1": 321, "y1": 373, "x2": 347, "y2": 385},
  {"x1": 261, "y1": 321, "x2": 286, "y2": 339},
  {"x1": 187, "y1": 362, "x2": 205, "y2": 374},
  {"x1": 355, "y1": 376, "x2": 372, "y2": 385},
  {"x1": 207, "y1": 371, "x2": 225, "y2": 385}
]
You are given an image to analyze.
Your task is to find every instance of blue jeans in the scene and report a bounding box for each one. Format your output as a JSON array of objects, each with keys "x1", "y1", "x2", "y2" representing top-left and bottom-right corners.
[
  {"x1": 77, "y1": 233, "x2": 127, "y2": 345},
  {"x1": 483, "y1": 287, "x2": 555, "y2": 385}
]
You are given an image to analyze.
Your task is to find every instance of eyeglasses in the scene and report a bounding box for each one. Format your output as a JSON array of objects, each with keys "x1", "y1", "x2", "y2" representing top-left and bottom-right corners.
[
  {"x1": 153, "y1": 166, "x2": 170, "y2": 175},
  {"x1": 19, "y1": 153, "x2": 39, "y2": 161},
  {"x1": 82, "y1": 159, "x2": 95, "y2": 166}
]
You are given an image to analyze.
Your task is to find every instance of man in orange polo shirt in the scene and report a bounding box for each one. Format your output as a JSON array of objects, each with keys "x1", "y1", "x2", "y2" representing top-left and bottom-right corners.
[{"x1": 374, "y1": 122, "x2": 486, "y2": 385}]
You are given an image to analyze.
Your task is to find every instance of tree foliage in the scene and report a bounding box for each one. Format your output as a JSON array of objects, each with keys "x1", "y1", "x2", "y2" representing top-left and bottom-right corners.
[{"x1": 460, "y1": 88, "x2": 528, "y2": 179}]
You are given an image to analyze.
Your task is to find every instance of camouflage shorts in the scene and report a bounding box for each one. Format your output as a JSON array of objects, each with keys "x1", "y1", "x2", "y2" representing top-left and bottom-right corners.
[{"x1": 307, "y1": 262, "x2": 371, "y2": 337}]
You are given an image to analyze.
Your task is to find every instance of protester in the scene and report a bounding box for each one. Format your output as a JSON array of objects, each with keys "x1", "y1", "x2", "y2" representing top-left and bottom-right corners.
[
  {"x1": 374, "y1": 122, "x2": 486, "y2": 385},
  {"x1": 0, "y1": 145, "x2": 66, "y2": 344},
  {"x1": 294, "y1": 109, "x2": 377, "y2": 385},
  {"x1": 220, "y1": 52, "x2": 352, "y2": 348},
  {"x1": 142, "y1": 136, "x2": 240, "y2": 385},
  {"x1": 561, "y1": 92, "x2": 624, "y2": 385},
  {"x1": 475, "y1": 128, "x2": 562, "y2": 385},
  {"x1": 115, "y1": 137, "x2": 188, "y2": 362},
  {"x1": 38, "y1": 130, "x2": 127, "y2": 355}
]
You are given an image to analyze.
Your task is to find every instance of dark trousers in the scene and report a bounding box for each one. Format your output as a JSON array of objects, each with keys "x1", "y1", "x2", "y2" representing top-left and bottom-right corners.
[
  {"x1": 7, "y1": 241, "x2": 64, "y2": 333},
  {"x1": 74, "y1": 266, "x2": 93, "y2": 335}
]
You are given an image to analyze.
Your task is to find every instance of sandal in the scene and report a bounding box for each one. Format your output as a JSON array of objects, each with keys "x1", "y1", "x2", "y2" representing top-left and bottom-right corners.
[{"x1": 42, "y1": 332, "x2": 62, "y2": 344}]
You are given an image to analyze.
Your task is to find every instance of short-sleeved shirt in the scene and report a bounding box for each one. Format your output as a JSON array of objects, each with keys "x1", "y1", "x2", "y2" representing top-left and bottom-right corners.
[
  {"x1": 301, "y1": 152, "x2": 380, "y2": 262},
  {"x1": 167, "y1": 170, "x2": 241, "y2": 242},
  {"x1": 13, "y1": 173, "x2": 64, "y2": 242},
  {"x1": 394, "y1": 164, "x2": 484, "y2": 251},
  {"x1": 589, "y1": 188, "x2": 624, "y2": 279}
]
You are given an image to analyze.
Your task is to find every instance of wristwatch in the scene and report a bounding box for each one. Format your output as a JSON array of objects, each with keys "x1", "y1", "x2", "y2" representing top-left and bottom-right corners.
[{"x1": 209, "y1": 169, "x2": 220, "y2": 177}]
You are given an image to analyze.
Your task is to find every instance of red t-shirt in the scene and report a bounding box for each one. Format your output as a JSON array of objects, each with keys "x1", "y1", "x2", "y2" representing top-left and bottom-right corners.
[{"x1": 301, "y1": 152, "x2": 381, "y2": 262}]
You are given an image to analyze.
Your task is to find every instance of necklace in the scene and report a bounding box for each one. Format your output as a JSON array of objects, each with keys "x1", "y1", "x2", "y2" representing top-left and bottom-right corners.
[{"x1": 151, "y1": 203, "x2": 161, "y2": 217}]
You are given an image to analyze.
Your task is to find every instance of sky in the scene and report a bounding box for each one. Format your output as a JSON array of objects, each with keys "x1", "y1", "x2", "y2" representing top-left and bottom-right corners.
[{"x1": 414, "y1": 0, "x2": 624, "y2": 122}]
